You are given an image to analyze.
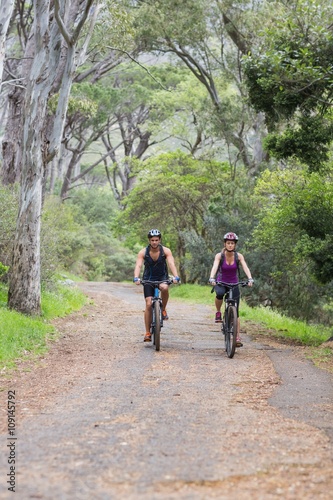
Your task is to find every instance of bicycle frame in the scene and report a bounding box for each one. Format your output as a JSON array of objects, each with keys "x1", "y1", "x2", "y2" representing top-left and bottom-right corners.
[
  {"x1": 141, "y1": 279, "x2": 173, "y2": 351},
  {"x1": 215, "y1": 280, "x2": 248, "y2": 358}
]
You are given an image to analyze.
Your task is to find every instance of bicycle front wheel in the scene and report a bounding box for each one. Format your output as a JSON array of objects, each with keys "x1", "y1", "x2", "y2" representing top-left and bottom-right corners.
[
  {"x1": 226, "y1": 305, "x2": 238, "y2": 358},
  {"x1": 154, "y1": 300, "x2": 161, "y2": 351}
]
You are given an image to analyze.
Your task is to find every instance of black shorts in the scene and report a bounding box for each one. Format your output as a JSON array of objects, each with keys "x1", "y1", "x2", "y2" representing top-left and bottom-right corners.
[
  {"x1": 143, "y1": 283, "x2": 157, "y2": 298},
  {"x1": 215, "y1": 284, "x2": 240, "y2": 317},
  {"x1": 143, "y1": 280, "x2": 168, "y2": 298}
]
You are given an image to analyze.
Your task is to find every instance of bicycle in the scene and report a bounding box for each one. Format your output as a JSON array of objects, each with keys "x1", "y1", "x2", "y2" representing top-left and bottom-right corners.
[
  {"x1": 140, "y1": 279, "x2": 174, "y2": 351},
  {"x1": 214, "y1": 280, "x2": 249, "y2": 359}
]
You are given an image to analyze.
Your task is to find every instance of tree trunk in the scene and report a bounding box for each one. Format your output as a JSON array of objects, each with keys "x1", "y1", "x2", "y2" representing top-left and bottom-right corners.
[
  {"x1": 1, "y1": 86, "x2": 24, "y2": 184},
  {"x1": 0, "y1": 0, "x2": 15, "y2": 87},
  {"x1": 1, "y1": 32, "x2": 35, "y2": 185},
  {"x1": 7, "y1": 0, "x2": 95, "y2": 314},
  {"x1": 8, "y1": 0, "x2": 52, "y2": 314}
]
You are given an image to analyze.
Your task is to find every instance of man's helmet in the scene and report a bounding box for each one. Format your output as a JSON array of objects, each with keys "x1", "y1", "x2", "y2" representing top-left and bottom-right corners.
[
  {"x1": 148, "y1": 229, "x2": 161, "y2": 238},
  {"x1": 224, "y1": 232, "x2": 238, "y2": 242}
]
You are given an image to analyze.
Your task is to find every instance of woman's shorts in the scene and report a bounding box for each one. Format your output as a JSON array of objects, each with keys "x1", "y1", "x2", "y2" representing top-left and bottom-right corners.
[{"x1": 215, "y1": 284, "x2": 240, "y2": 317}]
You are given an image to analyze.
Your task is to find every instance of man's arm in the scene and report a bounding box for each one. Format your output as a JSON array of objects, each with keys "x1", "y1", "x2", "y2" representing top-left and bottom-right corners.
[
  {"x1": 133, "y1": 249, "x2": 145, "y2": 283},
  {"x1": 164, "y1": 247, "x2": 179, "y2": 279}
]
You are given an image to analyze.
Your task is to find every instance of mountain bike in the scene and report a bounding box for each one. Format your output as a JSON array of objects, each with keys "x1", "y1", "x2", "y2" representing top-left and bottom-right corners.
[
  {"x1": 141, "y1": 279, "x2": 174, "y2": 351},
  {"x1": 216, "y1": 280, "x2": 249, "y2": 359}
]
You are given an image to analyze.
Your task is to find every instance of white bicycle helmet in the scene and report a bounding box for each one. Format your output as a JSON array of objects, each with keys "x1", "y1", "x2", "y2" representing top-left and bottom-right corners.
[{"x1": 148, "y1": 229, "x2": 161, "y2": 238}]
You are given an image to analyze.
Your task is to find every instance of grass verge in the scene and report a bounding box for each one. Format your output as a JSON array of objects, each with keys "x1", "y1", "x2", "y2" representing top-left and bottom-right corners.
[{"x1": 0, "y1": 280, "x2": 86, "y2": 371}]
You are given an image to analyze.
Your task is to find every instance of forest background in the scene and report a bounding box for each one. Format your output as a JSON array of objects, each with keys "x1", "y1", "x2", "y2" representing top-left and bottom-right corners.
[{"x1": 0, "y1": 0, "x2": 332, "y2": 330}]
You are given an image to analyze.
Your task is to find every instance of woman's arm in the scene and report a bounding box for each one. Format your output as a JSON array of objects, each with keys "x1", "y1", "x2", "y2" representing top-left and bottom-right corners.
[
  {"x1": 238, "y1": 252, "x2": 254, "y2": 286},
  {"x1": 209, "y1": 253, "x2": 221, "y2": 282}
]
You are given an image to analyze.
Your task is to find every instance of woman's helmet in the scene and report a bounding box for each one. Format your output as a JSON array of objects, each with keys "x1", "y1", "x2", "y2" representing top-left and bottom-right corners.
[
  {"x1": 148, "y1": 229, "x2": 161, "y2": 238},
  {"x1": 224, "y1": 232, "x2": 238, "y2": 242}
]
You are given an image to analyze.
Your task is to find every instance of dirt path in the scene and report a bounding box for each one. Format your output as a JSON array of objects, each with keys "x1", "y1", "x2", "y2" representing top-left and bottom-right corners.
[{"x1": 0, "y1": 282, "x2": 332, "y2": 499}]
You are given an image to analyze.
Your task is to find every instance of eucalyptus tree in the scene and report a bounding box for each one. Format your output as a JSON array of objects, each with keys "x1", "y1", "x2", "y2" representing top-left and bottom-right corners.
[
  {"x1": 134, "y1": 0, "x2": 271, "y2": 175},
  {"x1": 57, "y1": 64, "x2": 215, "y2": 203},
  {"x1": 1, "y1": 0, "x2": 137, "y2": 187},
  {"x1": 2, "y1": 0, "x2": 143, "y2": 314},
  {"x1": 8, "y1": 0, "x2": 95, "y2": 314}
]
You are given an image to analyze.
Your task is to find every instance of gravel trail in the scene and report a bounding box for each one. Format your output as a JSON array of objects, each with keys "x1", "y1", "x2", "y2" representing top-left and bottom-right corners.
[{"x1": 0, "y1": 282, "x2": 332, "y2": 499}]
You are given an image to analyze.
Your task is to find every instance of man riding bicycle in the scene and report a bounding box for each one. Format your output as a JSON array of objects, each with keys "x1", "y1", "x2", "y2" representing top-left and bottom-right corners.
[
  {"x1": 133, "y1": 229, "x2": 180, "y2": 342},
  {"x1": 209, "y1": 232, "x2": 254, "y2": 347}
]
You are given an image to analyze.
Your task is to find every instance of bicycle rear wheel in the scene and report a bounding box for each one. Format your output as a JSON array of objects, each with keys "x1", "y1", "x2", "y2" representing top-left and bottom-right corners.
[
  {"x1": 154, "y1": 300, "x2": 161, "y2": 351},
  {"x1": 226, "y1": 305, "x2": 237, "y2": 358},
  {"x1": 222, "y1": 314, "x2": 227, "y2": 351}
]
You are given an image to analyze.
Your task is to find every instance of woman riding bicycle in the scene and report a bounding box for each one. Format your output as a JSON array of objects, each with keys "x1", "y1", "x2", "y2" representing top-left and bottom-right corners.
[
  {"x1": 209, "y1": 232, "x2": 254, "y2": 347},
  {"x1": 133, "y1": 229, "x2": 180, "y2": 342}
]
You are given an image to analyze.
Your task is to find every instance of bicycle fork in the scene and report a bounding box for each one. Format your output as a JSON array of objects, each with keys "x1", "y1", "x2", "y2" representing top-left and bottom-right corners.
[{"x1": 152, "y1": 290, "x2": 163, "y2": 330}]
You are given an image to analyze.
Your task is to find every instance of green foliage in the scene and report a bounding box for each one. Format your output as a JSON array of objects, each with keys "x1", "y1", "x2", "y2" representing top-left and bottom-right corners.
[
  {"x1": 249, "y1": 166, "x2": 333, "y2": 320},
  {"x1": 114, "y1": 151, "x2": 228, "y2": 278},
  {"x1": 65, "y1": 187, "x2": 137, "y2": 281},
  {"x1": 0, "y1": 262, "x2": 9, "y2": 277},
  {"x1": 243, "y1": 0, "x2": 333, "y2": 169},
  {"x1": 41, "y1": 196, "x2": 90, "y2": 281},
  {"x1": 263, "y1": 116, "x2": 333, "y2": 172},
  {"x1": 183, "y1": 167, "x2": 258, "y2": 283},
  {"x1": 134, "y1": 0, "x2": 208, "y2": 49},
  {"x1": 82, "y1": 0, "x2": 137, "y2": 55},
  {"x1": 48, "y1": 87, "x2": 98, "y2": 117}
]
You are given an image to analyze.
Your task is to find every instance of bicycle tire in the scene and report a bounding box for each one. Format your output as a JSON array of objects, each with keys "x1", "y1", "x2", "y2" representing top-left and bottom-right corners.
[
  {"x1": 151, "y1": 304, "x2": 156, "y2": 345},
  {"x1": 154, "y1": 300, "x2": 161, "y2": 351},
  {"x1": 222, "y1": 314, "x2": 227, "y2": 351},
  {"x1": 226, "y1": 305, "x2": 237, "y2": 358}
]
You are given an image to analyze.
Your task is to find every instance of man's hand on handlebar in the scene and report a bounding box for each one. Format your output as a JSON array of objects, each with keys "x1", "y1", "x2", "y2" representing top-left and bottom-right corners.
[{"x1": 133, "y1": 277, "x2": 141, "y2": 286}]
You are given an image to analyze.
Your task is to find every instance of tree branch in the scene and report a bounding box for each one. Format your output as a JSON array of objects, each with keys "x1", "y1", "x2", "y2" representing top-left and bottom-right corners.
[{"x1": 106, "y1": 46, "x2": 171, "y2": 91}]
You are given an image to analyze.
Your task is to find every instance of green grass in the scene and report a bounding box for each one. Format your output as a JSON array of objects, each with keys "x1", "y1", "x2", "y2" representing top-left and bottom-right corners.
[
  {"x1": 41, "y1": 284, "x2": 87, "y2": 319},
  {"x1": 240, "y1": 302, "x2": 331, "y2": 346},
  {"x1": 170, "y1": 284, "x2": 332, "y2": 346},
  {"x1": 170, "y1": 283, "x2": 215, "y2": 306},
  {"x1": 0, "y1": 280, "x2": 86, "y2": 370}
]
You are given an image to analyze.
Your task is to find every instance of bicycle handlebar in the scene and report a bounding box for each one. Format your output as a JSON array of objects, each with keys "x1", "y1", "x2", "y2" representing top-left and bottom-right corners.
[
  {"x1": 215, "y1": 280, "x2": 250, "y2": 287},
  {"x1": 140, "y1": 279, "x2": 175, "y2": 286}
]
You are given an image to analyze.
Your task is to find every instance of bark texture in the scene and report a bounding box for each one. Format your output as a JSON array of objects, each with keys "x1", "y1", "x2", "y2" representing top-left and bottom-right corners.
[
  {"x1": 0, "y1": 0, "x2": 15, "y2": 86},
  {"x1": 8, "y1": 0, "x2": 58, "y2": 314}
]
